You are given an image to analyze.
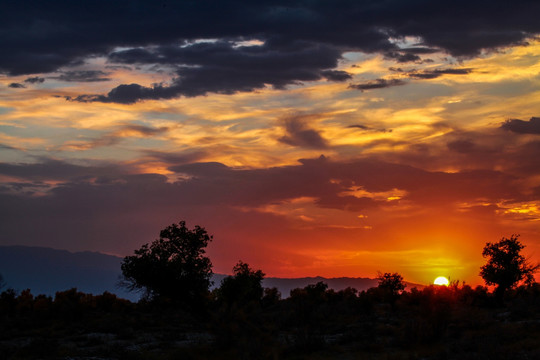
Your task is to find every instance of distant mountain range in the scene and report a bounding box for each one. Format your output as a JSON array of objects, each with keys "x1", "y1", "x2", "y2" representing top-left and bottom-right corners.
[
  {"x1": 0, "y1": 246, "x2": 423, "y2": 301},
  {"x1": 0, "y1": 245, "x2": 137, "y2": 300}
]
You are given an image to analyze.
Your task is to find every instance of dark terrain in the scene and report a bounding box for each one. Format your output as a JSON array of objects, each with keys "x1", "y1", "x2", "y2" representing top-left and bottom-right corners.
[
  {"x1": 1, "y1": 282, "x2": 539, "y2": 359},
  {"x1": 1, "y1": 245, "x2": 539, "y2": 359}
]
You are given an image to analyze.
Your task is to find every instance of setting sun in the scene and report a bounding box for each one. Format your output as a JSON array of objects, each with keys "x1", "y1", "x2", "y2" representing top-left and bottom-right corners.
[{"x1": 434, "y1": 276, "x2": 450, "y2": 286}]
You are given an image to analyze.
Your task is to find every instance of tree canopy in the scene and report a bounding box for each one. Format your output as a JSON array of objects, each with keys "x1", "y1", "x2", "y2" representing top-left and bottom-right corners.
[
  {"x1": 377, "y1": 272, "x2": 406, "y2": 295},
  {"x1": 120, "y1": 221, "x2": 213, "y2": 306},
  {"x1": 218, "y1": 261, "x2": 265, "y2": 305},
  {"x1": 480, "y1": 234, "x2": 539, "y2": 296}
]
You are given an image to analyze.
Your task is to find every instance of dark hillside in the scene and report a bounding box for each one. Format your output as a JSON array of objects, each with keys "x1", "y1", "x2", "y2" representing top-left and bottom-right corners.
[
  {"x1": 0, "y1": 246, "x2": 135, "y2": 300},
  {"x1": 0, "y1": 246, "x2": 423, "y2": 301}
]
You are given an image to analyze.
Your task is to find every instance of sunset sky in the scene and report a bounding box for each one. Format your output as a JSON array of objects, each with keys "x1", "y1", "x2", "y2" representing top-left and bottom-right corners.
[{"x1": 1, "y1": 0, "x2": 540, "y2": 285}]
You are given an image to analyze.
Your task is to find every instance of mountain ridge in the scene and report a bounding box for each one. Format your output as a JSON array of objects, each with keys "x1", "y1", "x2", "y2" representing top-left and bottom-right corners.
[{"x1": 0, "y1": 245, "x2": 423, "y2": 301}]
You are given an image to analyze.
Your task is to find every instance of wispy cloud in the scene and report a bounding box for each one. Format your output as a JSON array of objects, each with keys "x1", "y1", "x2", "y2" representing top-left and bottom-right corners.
[
  {"x1": 279, "y1": 114, "x2": 329, "y2": 149},
  {"x1": 349, "y1": 78, "x2": 407, "y2": 91}
]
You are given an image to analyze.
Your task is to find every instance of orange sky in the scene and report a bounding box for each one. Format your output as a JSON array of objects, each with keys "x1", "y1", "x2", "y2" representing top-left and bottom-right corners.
[{"x1": 1, "y1": 1, "x2": 540, "y2": 286}]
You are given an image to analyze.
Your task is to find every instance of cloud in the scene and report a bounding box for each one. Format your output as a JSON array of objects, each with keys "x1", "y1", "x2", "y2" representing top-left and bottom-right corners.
[
  {"x1": 278, "y1": 115, "x2": 329, "y2": 149},
  {"x1": 24, "y1": 76, "x2": 45, "y2": 84},
  {"x1": 408, "y1": 68, "x2": 473, "y2": 79},
  {"x1": 0, "y1": 159, "x2": 126, "y2": 182},
  {"x1": 1, "y1": 0, "x2": 539, "y2": 103},
  {"x1": 8, "y1": 83, "x2": 25, "y2": 88},
  {"x1": 384, "y1": 52, "x2": 421, "y2": 63},
  {"x1": 0, "y1": 155, "x2": 528, "y2": 216},
  {"x1": 321, "y1": 70, "x2": 353, "y2": 81},
  {"x1": 349, "y1": 78, "x2": 407, "y2": 91},
  {"x1": 58, "y1": 124, "x2": 169, "y2": 150},
  {"x1": 143, "y1": 150, "x2": 209, "y2": 166},
  {"x1": 347, "y1": 124, "x2": 391, "y2": 133},
  {"x1": 104, "y1": 65, "x2": 133, "y2": 71},
  {"x1": 383, "y1": 48, "x2": 438, "y2": 63},
  {"x1": 120, "y1": 124, "x2": 169, "y2": 137},
  {"x1": 501, "y1": 117, "x2": 540, "y2": 134},
  {"x1": 447, "y1": 139, "x2": 476, "y2": 153},
  {"x1": 53, "y1": 71, "x2": 111, "y2": 82},
  {"x1": 73, "y1": 41, "x2": 343, "y2": 103},
  {"x1": 348, "y1": 124, "x2": 369, "y2": 130},
  {"x1": 0, "y1": 153, "x2": 535, "y2": 256},
  {"x1": 59, "y1": 135, "x2": 121, "y2": 151}
]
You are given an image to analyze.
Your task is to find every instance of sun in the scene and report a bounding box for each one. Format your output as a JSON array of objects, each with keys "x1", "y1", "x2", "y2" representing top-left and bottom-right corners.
[{"x1": 434, "y1": 276, "x2": 450, "y2": 286}]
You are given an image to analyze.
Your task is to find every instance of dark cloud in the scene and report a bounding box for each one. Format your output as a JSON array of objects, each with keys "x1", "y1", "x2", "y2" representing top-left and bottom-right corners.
[
  {"x1": 0, "y1": 144, "x2": 18, "y2": 151},
  {"x1": 53, "y1": 71, "x2": 111, "y2": 82},
  {"x1": 384, "y1": 52, "x2": 421, "y2": 63},
  {"x1": 0, "y1": 159, "x2": 126, "y2": 182},
  {"x1": 408, "y1": 68, "x2": 473, "y2": 79},
  {"x1": 0, "y1": 154, "x2": 533, "y2": 253},
  {"x1": 347, "y1": 124, "x2": 391, "y2": 133},
  {"x1": 434, "y1": 68, "x2": 474, "y2": 75},
  {"x1": 1, "y1": 0, "x2": 539, "y2": 102},
  {"x1": 8, "y1": 83, "x2": 26, "y2": 88},
  {"x1": 24, "y1": 76, "x2": 45, "y2": 84},
  {"x1": 144, "y1": 150, "x2": 209, "y2": 166},
  {"x1": 348, "y1": 124, "x2": 369, "y2": 130},
  {"x1": 501, "y1": 117, "x2": 540, "y2": 134},
  {"x1": 321, "y1": 70, "x2": 353, "y2": 81},
  {"x1": 349, "y1": 78, "x2": 406, "y2": 91},
  {"x1": 408, "y1": 73, "x2": 441, "y2": 80},
  {"x1": 447, "y1": 139, "x2": 476, "y2": 153},
  {"x1": 384, "y1": 47, "x2": 438, "y2": 64},
  {"x1": 121, "y1": 124, "x2": 169, "y2": 136},
  {"x1": 104, "y1": 65, "x2": 133, "y2": 71},
  {"x1": 508, "y1": 140, "x2": 540, "y2": 175},
  {"x1": 67, "y1": 84, "x2": 146, "y2": 104},
  {"x1": 278, "y1": 115, "x2": 328, "y2": 149},
  {"x1": 0, "y1": 155, "x2": 527, "y2": 217},
  {"x1": 402, "y1": 47, "x2": 440, "y2": 55},
  {"x1": 74, "y1": 41, "x2": 342, "y2": 103}
]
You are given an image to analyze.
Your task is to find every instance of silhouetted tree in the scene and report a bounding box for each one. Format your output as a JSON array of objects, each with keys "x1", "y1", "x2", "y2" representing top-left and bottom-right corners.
[
  {"x1": 0, "y1": 273, "x2": 5, "y2": 291},
  {"x1": 377, "y1": 272, "x2": 406, "y2": 295},
  {"x1": 480, "y1": 234, "x2": 539, "y2": 298},
  {"x1": 377, "y1": 272, "x2": 406, "y2": 308},
  {"x1": 120, "y1": 221, "x2": 213, "y2": 306},
  {"x1": 218, "y1": 261, "x2": 265, "y2": 305}
]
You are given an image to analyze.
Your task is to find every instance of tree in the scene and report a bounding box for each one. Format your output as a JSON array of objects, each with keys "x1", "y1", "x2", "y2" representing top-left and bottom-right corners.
[
  {"x1": 480, "y1": 234, "x2": 538, "y2": 297},
  {"x1": 218, "y1": 261, "x2": 265, "y2": 305},
  {"x1": 0, "y1": 273, "x2": 5, "y2": 291},
  {"x1": 120, "y1": 221, "x2": 213, "y2": 306},
  {"x1": 377, "y1": 272, "x2": 406, "y2": 295},
  {"x1": 376, "y1": 272, "x2": 406, "y2": 308}
]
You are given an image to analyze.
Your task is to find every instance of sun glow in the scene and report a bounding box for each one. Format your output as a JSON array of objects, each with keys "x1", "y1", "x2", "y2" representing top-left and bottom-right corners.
[{"x1": 434, "y1": 276, "x2": 450, "y2": 286}]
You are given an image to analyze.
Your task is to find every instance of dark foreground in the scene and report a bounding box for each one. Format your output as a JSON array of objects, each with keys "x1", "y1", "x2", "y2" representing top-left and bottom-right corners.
[{"x1": 1, "y1": 284, "x2": 539, "y2": 360}]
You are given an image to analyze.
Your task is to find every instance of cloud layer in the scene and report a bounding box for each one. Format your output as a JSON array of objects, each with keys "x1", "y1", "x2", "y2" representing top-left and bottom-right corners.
[{"x1": 3, "y1": 0, "x2": 540, "y2": 102}]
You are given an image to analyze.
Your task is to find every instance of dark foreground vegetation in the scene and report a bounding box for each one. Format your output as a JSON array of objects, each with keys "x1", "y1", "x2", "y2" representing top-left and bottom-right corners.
[
  {"x1": 1, "y1": 282, "x2": 540, "y2": 359},
  {"x1": 1, "y1": 222, "x2": 538, "y2": 359}
]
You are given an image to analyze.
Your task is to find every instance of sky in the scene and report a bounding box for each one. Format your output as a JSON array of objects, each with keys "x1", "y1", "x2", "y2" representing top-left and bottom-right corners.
[{"x1": 1, "y1": 0, "x2": 540, "y2": 285}]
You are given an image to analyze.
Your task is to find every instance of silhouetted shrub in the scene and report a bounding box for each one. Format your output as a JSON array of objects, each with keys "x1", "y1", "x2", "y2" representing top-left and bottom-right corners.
[{"x1": 53, "y1": 288, "x2": 87, "y2": 321}]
